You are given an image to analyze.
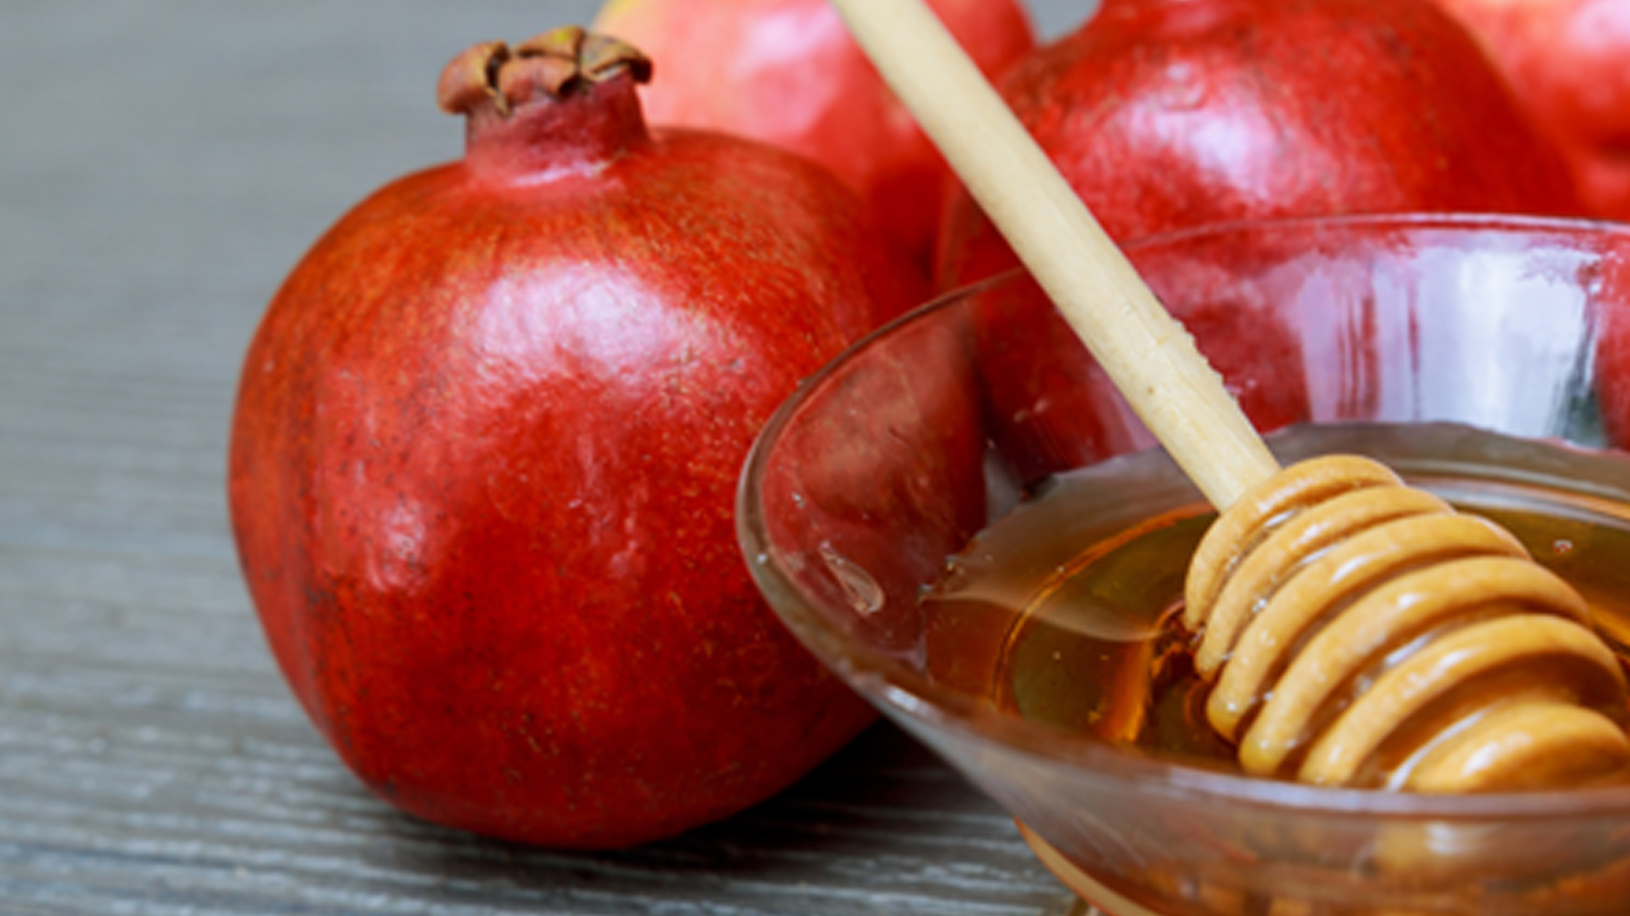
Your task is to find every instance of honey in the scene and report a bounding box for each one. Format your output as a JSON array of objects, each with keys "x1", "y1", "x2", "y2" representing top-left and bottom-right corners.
[{"x1": 920, "y1": 423, "x2": 1630, "y2": 779}]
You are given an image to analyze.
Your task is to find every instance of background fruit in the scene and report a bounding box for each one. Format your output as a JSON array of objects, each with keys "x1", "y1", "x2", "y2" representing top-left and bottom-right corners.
[
  {"x1": 592, "y1": 0, "x2": 1037, "y2": 268},
  {"x1": 936, "y1": 0, "x2": 1585, "y2": 484},
  {"x1": 1424, "y1": 0, "x2": 1630, "y2": 221},
  {"x1": 940, "y1": 0, "x2": 1583, "y2": 284},
  {"x1": 228, "y1": 28, "x2": 931, "y2": 849}
]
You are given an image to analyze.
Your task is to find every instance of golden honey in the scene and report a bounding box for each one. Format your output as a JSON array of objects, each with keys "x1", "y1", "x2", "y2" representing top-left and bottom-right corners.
[{"x1": 920, "y1": 425, "x2": 1630, "y2": 780}]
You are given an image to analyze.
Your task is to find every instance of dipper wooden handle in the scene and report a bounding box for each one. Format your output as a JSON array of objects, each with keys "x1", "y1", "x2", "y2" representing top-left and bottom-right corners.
[{"x1": 826, "y1": 0, "x2": 1278, "y2": 510}]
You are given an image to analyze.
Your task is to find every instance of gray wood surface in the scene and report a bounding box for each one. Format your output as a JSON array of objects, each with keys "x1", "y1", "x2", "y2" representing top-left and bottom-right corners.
[{"x1": 0, "y1": 1, "x2": 1096, "y2": 913}]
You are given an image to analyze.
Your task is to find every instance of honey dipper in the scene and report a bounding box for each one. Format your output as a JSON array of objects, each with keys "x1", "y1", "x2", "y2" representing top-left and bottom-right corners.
[{"x1": 827, "y1": 0, "x2": 1630, "y2": 791}]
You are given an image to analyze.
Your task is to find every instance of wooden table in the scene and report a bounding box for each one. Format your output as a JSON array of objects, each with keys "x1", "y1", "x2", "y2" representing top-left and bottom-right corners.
[{"x1": 0, "y1": 1, "x2": 1092, "y2": 913}]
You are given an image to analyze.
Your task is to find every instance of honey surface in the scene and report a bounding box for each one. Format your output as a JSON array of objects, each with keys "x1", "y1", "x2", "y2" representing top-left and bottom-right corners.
[{"x1": 920, "y1": 431, "x2": 1630, "y2": 780}]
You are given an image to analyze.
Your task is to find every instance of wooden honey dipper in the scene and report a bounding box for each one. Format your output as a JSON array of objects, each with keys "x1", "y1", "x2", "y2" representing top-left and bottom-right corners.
[{"x1": 828, "y1": 0, "x2": 1630, "y2": 792}]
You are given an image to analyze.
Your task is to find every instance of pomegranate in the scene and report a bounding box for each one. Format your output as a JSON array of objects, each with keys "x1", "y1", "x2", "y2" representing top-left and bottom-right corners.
[
  {"x1": 1423, "y1": 0, "x2": 1630, "y2": 221},
  {"x1": 227, "y1": 27, "x2": 940, "y2": 849},
  {"x1": 936, "y1": 0, "x2": 1586, "y2": 485},
  {"x1": 591, "y1": 0, "x2": 1037, "y2": 268}
]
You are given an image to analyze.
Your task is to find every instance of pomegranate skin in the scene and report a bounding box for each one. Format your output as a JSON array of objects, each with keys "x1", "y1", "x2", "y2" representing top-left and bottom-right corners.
[
  {"x1": 1424, "y1": 0, "x2": 1630, "y2": 221},
  {"x1": 941, "y1": 0, "x2": 1584, "y2": 284},
  {"x1": 227, "y1": 30, "x2": 941, "y2": 849},
  {"x1": 592, "y1": 0, "x2": 1036, "y2": 268},
  {"x1": 936, "y1": 0, "x2": 1586, "y2": 485}
]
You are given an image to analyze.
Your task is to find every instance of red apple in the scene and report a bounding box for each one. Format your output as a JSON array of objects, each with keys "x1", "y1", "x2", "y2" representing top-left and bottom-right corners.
[
  {"x1": 591, "y1": 0, "x2": 1037, "y2": 268},
  {"x1": 937, "y1": 0, "x2": 1586, "y2": 484},
  {"x1": 1424, "y1": 0, "x2": 1630, "y2": 221},
  {"x1": 227, "y1": 28, "x2": 936, "y2": 850}
]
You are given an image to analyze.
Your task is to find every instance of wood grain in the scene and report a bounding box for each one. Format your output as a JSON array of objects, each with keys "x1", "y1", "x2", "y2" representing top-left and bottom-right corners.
[{"x1": 0, "y1": 1, "x2": 1091, "y2": 913}]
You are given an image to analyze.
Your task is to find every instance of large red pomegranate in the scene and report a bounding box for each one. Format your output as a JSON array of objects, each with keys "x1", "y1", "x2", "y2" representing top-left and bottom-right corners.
[
  {"x1": 1422, "y1": 0, "x2": 1630, "y2": 221},
  {"x1": 227, "y1": 27, "x2": 940, "y2": 849},
  {"x1": 936, "y1": 0, "x2": 1586, "y2": 485},
  {"x1": 592, "y1": 0, "x2": 1037, "y2": 268}
]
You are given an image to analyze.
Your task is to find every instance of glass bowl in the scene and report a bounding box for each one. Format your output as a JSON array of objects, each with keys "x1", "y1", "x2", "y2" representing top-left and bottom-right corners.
[{"x1": 736, "y1": 213, "x2": 1630, "y2": 915}]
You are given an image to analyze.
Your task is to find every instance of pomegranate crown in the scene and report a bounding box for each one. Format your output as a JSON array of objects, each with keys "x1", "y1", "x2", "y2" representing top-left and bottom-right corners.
[{"x1": 436, "y1": 26, "x2": 653, "y2": 118}]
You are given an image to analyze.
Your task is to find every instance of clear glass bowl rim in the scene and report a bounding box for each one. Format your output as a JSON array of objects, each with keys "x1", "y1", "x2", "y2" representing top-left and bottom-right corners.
[{"x1": 737, "y1": 210, "x2": 1630, "y2": 821}]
